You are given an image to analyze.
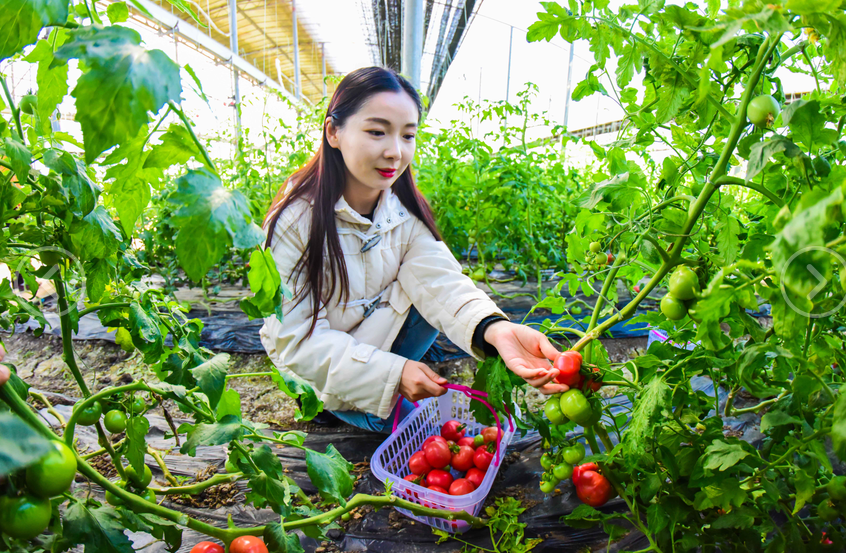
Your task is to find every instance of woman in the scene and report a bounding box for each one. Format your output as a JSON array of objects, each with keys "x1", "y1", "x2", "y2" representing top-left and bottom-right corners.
[{"x1": 259, "y1": 66, "x2": 567, "y2": 433}]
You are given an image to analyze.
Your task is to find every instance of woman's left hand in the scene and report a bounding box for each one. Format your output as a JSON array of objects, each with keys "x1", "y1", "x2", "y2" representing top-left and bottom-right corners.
[{"x1": 483, "y1": 321, "x2": 568, "y2": 394}]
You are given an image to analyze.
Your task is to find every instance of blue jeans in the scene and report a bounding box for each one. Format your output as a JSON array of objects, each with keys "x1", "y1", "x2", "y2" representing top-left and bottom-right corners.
[{"x1": 328, "y1": 305, "x2": 439, "y2": 433}]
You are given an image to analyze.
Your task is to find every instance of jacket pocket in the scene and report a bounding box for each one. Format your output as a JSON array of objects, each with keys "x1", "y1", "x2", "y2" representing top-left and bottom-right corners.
[
  {"x1": 387, "y1": 282, "x2": 412, "y2": 315},
  {"x1": 351, "y1": 342, "x2": 377, "y2": 363}
]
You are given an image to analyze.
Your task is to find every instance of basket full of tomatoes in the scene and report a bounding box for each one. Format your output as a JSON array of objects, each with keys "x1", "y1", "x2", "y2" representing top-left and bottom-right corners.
[{"x1": 371, "y1": 388, "x2": 519, "y2": 533}]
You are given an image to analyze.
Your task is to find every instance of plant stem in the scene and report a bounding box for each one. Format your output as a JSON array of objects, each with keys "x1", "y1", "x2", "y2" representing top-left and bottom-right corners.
[
  {"x1": 29, "y1": 390, "x2": 66, "y2": 426},
  {"x1": 52, "y1": 273, "x2": 91, "y2": 397},
  {"x1": 584, "y1": 253, "x2": 626, "y2": 363},
  {"x1": 77, "y1": 302, "x2": 132, "y2": 318},
  {"x1": 225, "y1": 371, "x2": 275, "y2": 380},
  {"x1": 714, "y1": 175, "x2": 784, "y2": 207},
  {"x1": 1, "y1": 76, "x2": 24, "y2": 144},
  {"x1": 801, "y1": 47, "x2": 821, "y2": 94},
  {"x1": 152, "y1": 473, "x2": 241, "y2": 495},
  {"x1": 168, "y1": 101, "x2": 216, "y2": 171}
]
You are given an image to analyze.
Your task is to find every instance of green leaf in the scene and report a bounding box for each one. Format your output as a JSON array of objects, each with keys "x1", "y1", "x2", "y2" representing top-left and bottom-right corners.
[
  {"x1": 792, "y1": 469, "x2": 815, "y2": 514},
  {"x1": 655, "y1": 80, "x2": 689, "y2": 124},
  {"x1": 106, "y1": 1, "x2": 128, "y2": 22},
  {"x1": 711, "y1": 507, "x2": 757, "y2": 529},
  {"x1": 179, "y1": 414, "x2": 243, "y2": 456},
  {"x1": 624, "y1": 376, "x2": 670, "y2": 456},
  {"x1": 240, "y1": 248, "x2": 289, "y2": 321},
  {"x1": 128, "y1": 301, "x2": 163, "y2": 363},
  {"x1": 305, "y1": 444, "x2": 354, "y2": 506},
  {"x1": 43, "y1": 148, "x2": 100, "y2": 218},
  {"x1": 54, "y1": 25, "x2": 181, "y2": 163},
  {"x1": 24, "y1": 36, "x2": 69, "y2": 134},
  {"x1": 110, "y1": 177, "x2": 151, "y2": 236},
  {"x1": 615, "y1": 44, "x2": 642, "y2": 88},
  {"x1": 831, "y1": 392, "x2": 846, "y2": 462},
  {"x1": 63, "y1": 503, "x2": 135, "y2": 553},
  {"x1": 786, "y1": 0, "x2": 840, "y2": 14},
  {"x1": 2, "y1": 137, "x2": 31, "y2": 184},
  {"x1": 143, "y1": 123, "x2": 208, "y2": 170},
  {"x1": 264, "y1": 522, "x2": 305, "y2": 553},
  {"x1": 470, "y1": 356, "x2": 517, "y2": 426},
  {"x1": 781, "y1": 99, "x2": 838, "y2": 153},
  {"x1": 0, "y1": 0, "x2": 70, "y2": 60},
  {"x1": 270, "y1": 370, "x2": 322, "y2": 422},
  {"x1": 702, "y1": 440, "x2": 749, "y2": 472},
  {"x1": 167, "y1": 169, "x2": 261, "y2": 281},
  {"x1": 69, "y1": 206, "x2": 123, "y2": 260},
  {"x1": 0, "y1": 412, "x2": 53, "y2": 476},
  {"x1": 190, "y1": 353, "x2": 230, "y2": 411},
  {"x1": 125, "y1": 415, "x2": 149, "y2": 478},
  {"x1": 693, "y1": 478, "x2": 747, "y2": 510},
  {"x1": 577, "y1": 172, "x2": 643, "y2": 211},
  {"x1": 715, "y1": 215, "x2": 740, "y2": 265},
  {"x1": 760, "y1": 410, "x2": 800, "y2": 433},
  {"x1": 746, "y1": 137, "x2": 801, "y2": 182},
  {"x1": 215, "y1": 388, "x2": 242, "y2": 422}
]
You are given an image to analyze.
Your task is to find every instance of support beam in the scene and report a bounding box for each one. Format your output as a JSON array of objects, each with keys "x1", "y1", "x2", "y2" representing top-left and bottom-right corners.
[
  {"x1": 229, "y1": 0, "x2": 241, "y2": 137},
  {"x1": 321, "y1": 42, "x2": 326, "y2": 98},
  {"x1": 292, "y1": 0, "x2": 300, "y2": 101},
  {"x1": 401, "y1": 0, "x2": 424, "y2": 88}
]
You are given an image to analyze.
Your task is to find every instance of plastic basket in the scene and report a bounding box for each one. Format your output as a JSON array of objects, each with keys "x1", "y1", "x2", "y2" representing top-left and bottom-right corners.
[{"x1": 370, "y1": 389, "x2": 520, "y2": 533}]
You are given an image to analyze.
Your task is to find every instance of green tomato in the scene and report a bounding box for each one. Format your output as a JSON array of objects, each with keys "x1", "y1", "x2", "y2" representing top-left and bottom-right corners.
[
  {"x1": 553, "y1": 463, "x2": 573, "y2": 481},
  {"x1": 828, "y1": 476, "x2": 846, "y2": 502},
  {"x1": 39, "y1": 250, "x2": 62, "y2": 266},
  {"x1": 686, "y1": 301, "x2": 703, "y2": 323},
  {"x1": 0, "y1": 494, "x2": 52, "y2": 540},
  {"x1": 76, "y1": 400, "x2": 103, "y2": 426},
  {"x1": 470, "y1": 268, "x2": 486, "y2": 282},
  {"x1": 125, "y1": 464, "x2": 153, "y2": 489},
  {"x1": 814, "y1": 156, "x2": 832, "y2": 178},
  {"x1": 559, "y1": 389, "x2": 593, "y2": 425},
  {"x1": 225, "y1": 460, "x2": 240, "y2": 473},
  {"x1": 747, "y1": 94, "x2": 780, "y2": 128},
  {"x1": 341, "y1": 512, "x2": 351, "y2": 521},
  {"x1": 544, "y1": 396, "x2": 567, "y2": 426},
  {"x1": 562, "y1": 443, "x2": 586, "y2": 465},
  {"x1": 19, "y1": 94, "x2": 38, "y2": 115},
  {"x1": 26, "y1": 440, "x2": 77, "y2": 498},
  {"x1": 539, "y1": 479, "x2": 556, "y2": 494},
  {"x1": 818, "y1": 500, "x2": 839, "y2": 522},
  {"x1": 540, "y1": 453, "x2": 554, "y2": 471},
  {"x1": 130, "y1": 396, "x2": 147, "y2": 415},
  {"x1": 104, "y1": 410, "x2": 128, "y2": 433},
  {"x1": 105, "y1": 481, "x2": 127, "y2": 506},
  {"x1": 669, "y1": 266, "x2": 699, "y2": 300},
  {"x1": 660, "y1": 294, "x2": 687, "y2": 321},
  {"x1": 589, "y1": 241, "x2": 601, "y2": 253},
  {"x1": 139, "y1": 488, "x2": 157, "y2": 503},
  {"x1": 571, "y1": 305, "x2": 582, "y2": 315}
]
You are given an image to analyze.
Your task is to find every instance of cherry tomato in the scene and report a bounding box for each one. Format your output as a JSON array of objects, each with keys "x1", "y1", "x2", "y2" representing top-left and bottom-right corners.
[
  {"x1": 474, "y1": 446, "x2": 494, "y2": 471},
  {"x1": 451, "y1": 445, "x2": 475, "y2": 472},
  {"x1": 669, "y1": 266, "x2": 699, "y2": 300},
  {"x1": 607, "y1": 253, "x2": 614, "y2": 264},
  {"x1": 428, "y1": 485, "x2": 449, "y2": 494},
  {"x1": 544, "y1": 396, "x2": 567, "y2": 425},
  {"x1": 139, "y1": 488, "x2": 157, "y2": 503},
  {"x1": 559, "y1": 389, "x2": 593, "y2": 425},
  {"x1": 424, "y1": 441, "x2": 452, "y2": 470},
  {"x1": 589, "y1": 241, "x2": 601, "y2": 253},
  {"x1": 572, "y1": 463, "x2": 599, "y2": 486},
  {"x1": 571, "y1": 305, "x2": 583, "y2": 315},
  {"x1": 409, "y1": 451, "x2": 432, "y2": 475},
  {"x1": 449, "y1": 478, "x2": 476, "y2": 496},
  {"x1": 230, "y1": 536, "x2": 268, "y2": 553},
  {"x1": 76, "y1": 400, "x2": 103, "y2": 426},
  {"x1": 422, "y1": 435, "x2": 448, "y2": 451},
  {"x1": 660, "y1": 294, "x2": 687, "y2": 320},
  {"x1": 130, "y1": 396, "x2": 147, "y2": 415},
  {"x1": 457, "y1": 436, "x2": 476, "y2": 448},
  {"x1": 104, "y1": 410, "x2": 128, "y2": 433},
  {"x1": 426, "y1": 469, "x2": 454, "y2": 490},
  {"x1": 26, "y1": 440, "x2": 77, "y2": 498},
  {"x1": 125, "y1": 463, "x2": 153, "y2": 489},
  {"x1": 633, "y1": 285, "x2": 641, "y2": 293},
  {"x1": 0, "y1": 493, "x2": 52, "y2": 539},
  {"x1": 19, "y1": 94, "x2": 38, "y2": 115},
  {"x1": 466, "y1": 467, "x2": 486, "y2": 489},
  {"x1": 404, "y1": 473, "x2": 426, "y2": 485},
  {"x1": 828, "y1": 475, "x2": 846, "y2": 502},
  {"x1": 539, "y1": 479, "x2": 556, "y2": 493},
  {"x1": 473, "y1": 434, "x2": 485, "y2": 447},
  {"x1": 562, "y1": 443, "x2": 586, "y2": 465},
  {"x1": 481, "y1": 426, "x2": 499, "y2": 444},
  {"x1": 747, "y1": 94, "x2": 780, "y2": 128},
  {"x1": 190, "y1": 542, "x2": 225, "y2": 553},
  {"x1": 554, "y1": 351, "x2": 582, "y2": 386},
  {"x1": 553, "y1": 463, "x2": 573, "y2": 481},
  {"x1": 441, "y1": 420, "x2": 466, "y2": 442},
  {"x1": 575, "y1": 469, "x2": 613, "y2": 507},
  {"x1": 540, "y1": 453, "x2": 554, "y2": 471},
  {"x1": 225, "y1": 459, "x2": 240, "y2": 473},
  {"x1": 105, "y1": 480, "x2": 127, "y2": 506}
]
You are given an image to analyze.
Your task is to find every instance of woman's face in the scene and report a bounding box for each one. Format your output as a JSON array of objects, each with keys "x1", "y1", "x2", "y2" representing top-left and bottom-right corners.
[{"x1": 326, "y1": 90, "x2": 419, "y2": 205}]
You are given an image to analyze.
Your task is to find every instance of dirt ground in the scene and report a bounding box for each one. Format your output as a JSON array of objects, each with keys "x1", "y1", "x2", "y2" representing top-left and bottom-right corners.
[{"x1": 2, "y1": 330, "x2": 648, "y2": 428}]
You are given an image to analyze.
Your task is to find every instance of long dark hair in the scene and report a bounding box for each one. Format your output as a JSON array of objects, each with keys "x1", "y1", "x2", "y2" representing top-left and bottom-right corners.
[{"x1": 263, "y1": 66, "x2": 442, "y2": 336}]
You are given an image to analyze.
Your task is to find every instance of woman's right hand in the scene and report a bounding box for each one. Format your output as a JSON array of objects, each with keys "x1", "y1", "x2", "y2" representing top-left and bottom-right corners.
[{"x1": 398, "y1": 360, "x2": 448, "y2": 402}]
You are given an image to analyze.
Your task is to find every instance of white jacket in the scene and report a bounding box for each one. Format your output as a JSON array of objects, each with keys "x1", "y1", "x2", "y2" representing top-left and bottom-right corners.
[{"x1": 259, "y1": 187, "x2": 506, "y2": 419}]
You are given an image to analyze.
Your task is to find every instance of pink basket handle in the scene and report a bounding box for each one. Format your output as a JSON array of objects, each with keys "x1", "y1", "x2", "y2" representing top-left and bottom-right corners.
[{"x1": 390, "y1": 384, "x2": 513, "y2": 465}]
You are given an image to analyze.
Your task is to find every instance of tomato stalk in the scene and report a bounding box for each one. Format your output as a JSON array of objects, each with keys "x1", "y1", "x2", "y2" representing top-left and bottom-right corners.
[
  {"x1": 51, "y1": 273, "x2": 91, "y2": 397},
  {"x1": 169, "y1": 101, "x2": 217, "y2": 172},
  {"x1": 714, "y1": 176, "x2": 784, "y2": 207},
  {"x1": 1, "y1": 76, "x2": 25, "y2": 145}
]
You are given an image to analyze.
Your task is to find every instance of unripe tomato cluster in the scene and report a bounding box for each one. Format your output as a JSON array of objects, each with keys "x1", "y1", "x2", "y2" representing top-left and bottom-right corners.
[
  {"x1": 660, "y1": 266, "x2": 701, "y2": 322},
  {"x1": 817, "y1": 475, "x2": 846, "y2": 523},
  {"x1": 403, "y1": 421, "x2": 501, "y2": 496},
  {"x1": 0, "y1": 440, "x2": 76, "y2": 540},
  {"x1": 584, "y1": 241, "x2": 612, "y2": 271}
]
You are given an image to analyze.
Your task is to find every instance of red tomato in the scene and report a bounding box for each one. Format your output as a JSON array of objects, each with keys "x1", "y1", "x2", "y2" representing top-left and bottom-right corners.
[
  {"x1": 457, "y1": 437, "x2": 476, "y2": 448},
  {"x1": 474, "y1": 446, "x2": 494, "y2": 471},
  {"x1": 190, "y1": 543, "x2": 224, "y2": 553},
  {"x1": 582, "y1": 370, "x2": 603, "y2": 392},
  {"x1": 572, "y1": 462, "x2": 599, "y2": 486},
  {"x1": 481, "y1": 426, "x2": 499, "y2": 444},
  {"x1": 633, "y1": 285, "x2": 641, "y2": 293},
  {"x1": 466, "y1": 467, "x2": 485, "y2": 489},
  {"x1": 408, "y1": 451, "x2": 432, "y2": 475},
  {"x1": 449, "y1": 478, "x2": 476, "y2": 496},
  {"x1": 426, "y1": 469, "x2": 454, "y2": 490},
  {"x1": 451, "y1": 445, "x2": 475, "y2": 472},
  {"x1": 424, "y1": 441, "x2": 452, "y2": 469},
  {"x1": 404, "y1": 473, "x2": 426, "y2": 485},
  {"x1": 554, "y1": 351, "x2": 582, "y2": 386},
  {"x1": 575, "y1": 469, "x2": 613, "y2": 507},
  {"x1": 607, "y1": 253, "x2": 614, "y2": 264},
  {"x1": 422, "y1": 435, "x2": 448, "y2": 451},
  {"x1": 230, "y1": 536, "x2": 268, "y2": 553},
  {"x1": 428, "y1": 485, "x2": 449, "y2": 494},
  {"x1": 441, "y1": 420, "x2": 466, "y2": 442}
]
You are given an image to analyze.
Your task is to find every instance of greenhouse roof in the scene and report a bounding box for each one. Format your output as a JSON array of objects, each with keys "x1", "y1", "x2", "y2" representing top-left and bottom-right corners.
[{"x1": 136, "y1": 0, "x2": 481, "y2": 106}]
